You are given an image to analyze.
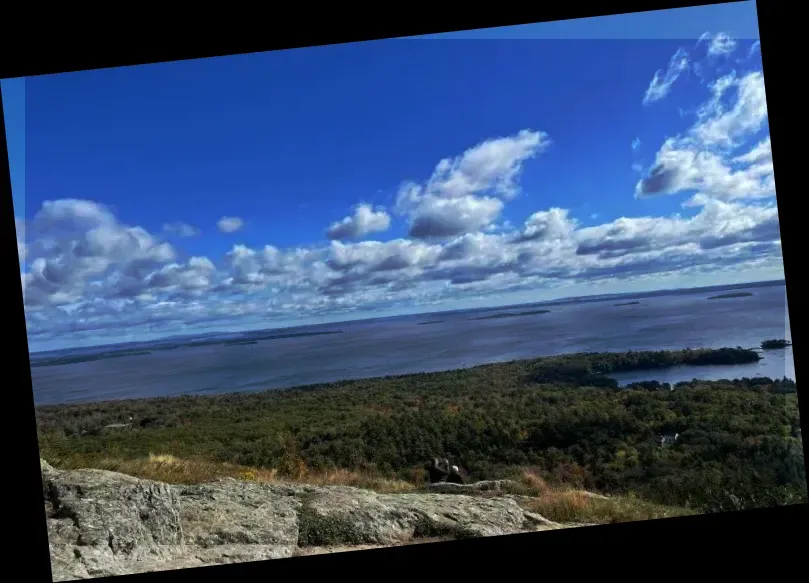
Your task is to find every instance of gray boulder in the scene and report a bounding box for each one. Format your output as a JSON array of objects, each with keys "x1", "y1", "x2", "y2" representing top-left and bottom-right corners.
[
  {"x1": 175, "y1": 479, "x2": 300, "y2": 549},
  {"x1": 40, "y1": 460, "x2": 561, "y2": 580}
]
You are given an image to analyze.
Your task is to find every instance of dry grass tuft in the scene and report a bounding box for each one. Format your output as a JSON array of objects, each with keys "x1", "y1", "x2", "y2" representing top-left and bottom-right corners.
[
  {"x1": 296, "y1": 467, "x2": 415, "y2": 493},
  {"x1": 504, "y1": 469, "x2": 692, "y2": 524},
  {"x1": 43, "y1": 455, "x2": 691, "y2": 524},
  {"x1": 519, "y1": 470, "x2": 552, "y2": 494},
  {"x1": 46, "y1": 453, "x2": 415, "y2": 493}
]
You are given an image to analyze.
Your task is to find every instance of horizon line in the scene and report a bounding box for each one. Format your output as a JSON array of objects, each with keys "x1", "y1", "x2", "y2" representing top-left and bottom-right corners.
[{"x1": 28, "y1": 276, "x2": 786, "y2": 356}]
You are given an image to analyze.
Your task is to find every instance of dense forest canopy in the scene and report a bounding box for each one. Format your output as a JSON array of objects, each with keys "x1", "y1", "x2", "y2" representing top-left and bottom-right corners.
[{"x1": 36, "y1": 347, "x2": 804, "y2": 514}]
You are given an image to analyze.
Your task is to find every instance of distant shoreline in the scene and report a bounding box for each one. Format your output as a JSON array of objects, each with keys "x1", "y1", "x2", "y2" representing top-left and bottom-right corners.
[
  {"x1": 30, "y1": 330, "x2": 344, "y2": 368},
  {"x1": 707, "y1": 292, "x2": 754, "y2": 300},
  {"x1": 470, "y1": 309, "x2": 551, "y2": 321},
  {"x1": 34, "y1": 345, "x2": 773, "y2": 409},
  {"x1": 29, "y1": 279, "x2": 786, "y2": 358}
]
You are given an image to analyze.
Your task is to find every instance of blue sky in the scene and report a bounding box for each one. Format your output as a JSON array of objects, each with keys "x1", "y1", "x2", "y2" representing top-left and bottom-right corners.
[
  {"x1": 414, "y1": 2, "x2": 760, "y2": 39},
  {"x1": 5, "y1": 2, "x2": 780, "y2": 352}
]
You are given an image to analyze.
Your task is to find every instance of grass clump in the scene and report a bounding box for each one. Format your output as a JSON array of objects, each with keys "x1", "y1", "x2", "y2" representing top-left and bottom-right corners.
[
  {"x1": 494, "y1": 471, "x2": 692, "y2": 524},
  {"x1": 519, "y1": 489, "x2": 693, "y2": 524}
]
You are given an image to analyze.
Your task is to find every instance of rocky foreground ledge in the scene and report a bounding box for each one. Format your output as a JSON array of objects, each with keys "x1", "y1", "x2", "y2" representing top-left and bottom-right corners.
[{"x1": 40, "y1": 459, "x2": 564, "y2": 580}]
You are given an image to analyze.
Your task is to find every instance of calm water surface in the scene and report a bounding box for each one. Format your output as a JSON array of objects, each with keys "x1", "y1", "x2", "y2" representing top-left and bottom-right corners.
[{"x1": 30, "y1": 283, "x2": 795, "y2": 405}]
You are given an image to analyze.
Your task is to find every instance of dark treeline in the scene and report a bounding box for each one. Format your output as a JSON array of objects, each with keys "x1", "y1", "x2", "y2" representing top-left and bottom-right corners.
[
  {"x1": 707, "y1": 292, "x2": 754, "y2": 300},
  {"x1": 530, "y1": 347, "x2": 762, "y2": 387},
  {"x1": 761, "y1": 339, "x2": 792, "y2": 350},
  {"x1": 35, "y1": 347, "x2": 804, "y2": 514}
]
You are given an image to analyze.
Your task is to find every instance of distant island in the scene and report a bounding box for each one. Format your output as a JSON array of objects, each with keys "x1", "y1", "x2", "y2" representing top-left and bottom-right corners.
[
  {"x1": 707, "y1": 292, "x2": 754, "y2": 300},
  {"x1": 471, "y1": 309, "x2": 551, "y2": 321},
  {"x1": 614, "y1": 301, "x2": 641, "y2": 307},
  {"x1": 761, "y1": 339, "x2": 792, "y2": 350},
  {"x1": 30, "y1": 349, "x2": 154, "y2": 368},
  {"x1": 417, "y1": 320, "x2": 445, "y2": 326},
  {"x1": 31, "y1": 330, "x2": 344, "y2": 368}
]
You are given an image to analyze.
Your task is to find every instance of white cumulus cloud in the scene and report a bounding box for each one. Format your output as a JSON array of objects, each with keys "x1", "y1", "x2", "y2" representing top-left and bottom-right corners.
[
  {"x1": 396, "y1": 130, "x2": 551, "y2": 239},
  {"x1": 326, "y1": 203, "x2": 391, "y2": 240},
  {"x1": 636, "y1": 71, "x2": 772, "y2": 203},
  {"x1": 217, "y1": 216, "x2": 244, "y2": 233},
  {"x1": 22, "y1": 199, "x2": 177, "y2": 308}
]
